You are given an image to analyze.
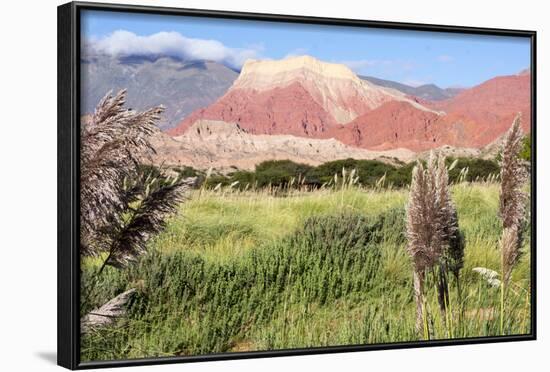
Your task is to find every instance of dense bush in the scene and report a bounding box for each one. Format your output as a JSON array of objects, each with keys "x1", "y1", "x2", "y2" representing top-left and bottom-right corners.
[
  {"x1": 204, "y1": 174, "x2": 232, "y2": 188},
  {"x1": 254, "y1": 160, "x2": 313, "y2": 188},
  {"x1": 81, "y1": 210, "x2": 396, "y2": 360},
  {"x1": 296, "y1": 209, "x2": 405, "y2": 252},
  {"x1": 446, "y1": 157, "x2": 500, "y2": 183},
  {"x1": 199, "y1": 157, "x2": 500, "y2": 191},
  {"x1": 201, "y1": 159, "x2": 412, "y2": 190},
  {"x1": 309, "y1": 159, "x2": 407, "y2": 187},
  {"x1": 520, "y1": 134, "x2": 531, "y2": 161},
  {"x1": 145, "y1": 156, "x2": 502, "y2": 191},
  {"x1": 175, "y1": 166, "x2": 201, "y2": 178}
]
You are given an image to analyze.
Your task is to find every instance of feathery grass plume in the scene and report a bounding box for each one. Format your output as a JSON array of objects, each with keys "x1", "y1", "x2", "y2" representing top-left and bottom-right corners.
[
  {"x1": 80, "y1": 90, "x2": 195, "y2": 269},
  {"x1": 435, "y1": 155, "x2": 451, "y2": 315},
  {"x1": 499, "y1": 115, "x2": 527, "y2": 229},
  {"x1": 80, "y1": 90, "x2": 163, "y2": 256},
  {"x1": 406, "y1": 157, "x2": 436, "y2": 335},
  {"x1": 438, "y1": 158, "x2": 464, "y2": 265},
  {"x1": 104, "y1": 174, "x2": 196, "y2": 267},
  {"x1": 498, "y1": 115, "x2": 527, "y2": 284},
  {"x1": 406, "y1": 152, "x2": 464, "y2": 335},
  {"x1": 406, "y1": 153, "x2": 444, "y2": 272},
  {"x1": 500, "y1": 225, "x2": 521, "y2": 285},
  {"x1": 435, "y1": 155, "x2": 465, "y2": 318}
]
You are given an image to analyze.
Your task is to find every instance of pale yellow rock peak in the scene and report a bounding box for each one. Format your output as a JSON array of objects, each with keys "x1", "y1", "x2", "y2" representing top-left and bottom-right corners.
[
  {"x1": 233, "y1": 55, "x2": 440, "y2": 117},
  {"x1": 239, "y1": 55, "x2": 360, "y2": 82}
]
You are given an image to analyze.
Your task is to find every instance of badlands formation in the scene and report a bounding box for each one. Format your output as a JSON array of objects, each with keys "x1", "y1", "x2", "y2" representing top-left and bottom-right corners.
[{"x1": 156, "y1": 55, "x2": 530, "y2": 170}]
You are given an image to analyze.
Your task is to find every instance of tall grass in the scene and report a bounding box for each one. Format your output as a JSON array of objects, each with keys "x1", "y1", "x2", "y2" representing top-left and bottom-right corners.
[
  {"x1": 405, "y1": 153, "x2": 465, "y2": 336},
  {"x1": 81, "y1": 183, "x2": 531, "y2": 362}
]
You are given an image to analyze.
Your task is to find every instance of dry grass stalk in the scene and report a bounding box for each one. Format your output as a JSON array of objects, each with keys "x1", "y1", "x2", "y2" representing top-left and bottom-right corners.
[
  {"x1": 80, "y1": 89, "x2": 195, "y2": 268},
  {"x1": 498, "y1": 115, "x2": 527, "y2": 285},
  {"x1": 81, "y1": 289, "x2": 137, "y2": 333},
  {"x1": 406, "y1": 156, "x2": 440, "y2": 272},
  {"x1": 436, "y1": 155, "x2": 465, "y2": 315},
  {"x1": 105, "y1": 175, "x2": 196, "y2": 268},
  {"x1": 499, "y1": 115, "x2": 527, "y2": 229},
  {"x1": 501, "y1": 226, "x2": 521, "y2": 284},
  {"x1": 412, "y1": 269, "x2": 426, "y2": 336},
  {"x1": 406, "y1": 152, "x2": 465, "y2": 335},
  {"x1": 80, "y1": 90, "x2": 162, "y2": 255}
]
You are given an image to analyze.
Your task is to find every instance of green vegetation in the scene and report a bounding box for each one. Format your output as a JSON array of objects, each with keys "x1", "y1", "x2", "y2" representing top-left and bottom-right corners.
[
  {"x1": 446, "y1": 158, "x2": 500, "y2": 183},
  {"x1": 81, "y1": 183, "x2": 531, "y2": 361},
  {"x1": 79, "y1": 94, "x2": 531, "y2": 362},
  {"x1": 80, "y1": 96, "x2": 529, "y2": 361},
  {"x1": 183, "y1": 157, "x2": 502, "y2": 191},
  {"x1": 495, "y1": 133, "x2": 531, "y2": 163},
  {"x1": 175, "y1": 165, "x2": 201, "y2": 178},
  {"x1": 520, "y1": 133, "x2": 531, "y2": 161}
]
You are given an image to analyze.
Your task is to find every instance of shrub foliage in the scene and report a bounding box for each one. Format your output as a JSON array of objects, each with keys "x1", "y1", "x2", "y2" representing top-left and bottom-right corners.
[{"x1": 196, "y1": 157, "x2": 500, "y2": 191}]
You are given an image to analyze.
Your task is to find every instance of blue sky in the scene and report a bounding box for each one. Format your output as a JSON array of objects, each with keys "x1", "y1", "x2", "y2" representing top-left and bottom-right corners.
[{"x1": 81, "y1": 10, "x2": 531, "y2": 88}]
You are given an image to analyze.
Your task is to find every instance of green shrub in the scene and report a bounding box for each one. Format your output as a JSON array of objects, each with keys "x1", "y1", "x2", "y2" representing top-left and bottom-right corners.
[
  {"x1": 309, "y1": 159, "x2": 388, "y2": 186},
  {"x1": 385, "y1": 162, "x2": 415, "y2": 188},
  {"x1": 81, "y1": 210, "x2": 398, "y2": 360},
  {"x1": 520, "y1": 134, "x2": 531, "y2": 161},
  {"x1": 177, "y1": 166, "x2": 201, "y2": 178},
  {"x1": 228, "y1": 170, "x2": 255, "y2": 187},
  {"x1": 254, "y1": 160, "x2": 313, "y2": 188},
  {"x1": 447, "y1": 157, "x2": 500, "y2": 182},
  {"x1": 295, "y1": 209, "x2": 404, "y2": 251},
  {"x1": 204, "y1": 174, "x2": 231, "y2": 188},
  {"x1": 198, "y1": 157, "x2": 501, "y2": 191}
]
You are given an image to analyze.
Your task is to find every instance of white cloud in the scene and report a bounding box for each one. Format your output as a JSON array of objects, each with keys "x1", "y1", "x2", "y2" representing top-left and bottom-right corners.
[
  {"x1": 85, "y1": 30, "x2": 261, "y2": 68},
  {"x1": 437, "y1": 54, "x2": 454, "y2": 63}
]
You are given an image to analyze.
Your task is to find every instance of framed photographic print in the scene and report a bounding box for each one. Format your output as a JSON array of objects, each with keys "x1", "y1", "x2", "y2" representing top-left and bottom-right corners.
[{"x1": 57, "y1": 1, "x2": 536, "y2": 369}]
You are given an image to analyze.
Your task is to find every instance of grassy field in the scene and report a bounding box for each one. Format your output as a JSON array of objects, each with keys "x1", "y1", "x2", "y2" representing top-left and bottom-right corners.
[{"x1": 80, "y1": 183, "x2": 531, "y2": 361}]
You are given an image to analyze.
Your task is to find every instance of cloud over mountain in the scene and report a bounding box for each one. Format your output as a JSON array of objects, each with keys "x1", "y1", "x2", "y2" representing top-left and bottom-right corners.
[{"x1": 84, "y1": 30, "x2": 261, "y2": 68}]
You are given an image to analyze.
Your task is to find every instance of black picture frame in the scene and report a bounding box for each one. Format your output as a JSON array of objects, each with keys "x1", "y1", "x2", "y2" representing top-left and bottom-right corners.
[{"x1": 58, "y1": 1, "x2": 537, "y2": 369}]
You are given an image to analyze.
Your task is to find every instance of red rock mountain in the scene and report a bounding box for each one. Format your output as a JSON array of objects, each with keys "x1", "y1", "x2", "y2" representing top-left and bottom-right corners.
[
  {"x1": 169, "y1": 56, "x2": 438, "y2": 138},
  {"x1": 326, "y1": 101, "x2": 442, "y2": 151},
  {"x1": 429, "y1": 73, "x2": 531, "y2": 146},
  {"x1": 171, "y1": 81, "x2": 338, "y2": 137},
  {"x1": 327, "y1": 73, "x2": 531, "y2": 152},
  {"x1": 168, "y1": 56, "x2": 531, "y2": 152}
]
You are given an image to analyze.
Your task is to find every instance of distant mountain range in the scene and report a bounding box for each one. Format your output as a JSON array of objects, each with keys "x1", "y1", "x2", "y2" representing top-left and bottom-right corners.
[
  {"x1": 168, "y1": 56, "x2": 530, "y2": 152},
  {"x1": 359, "y1": 75, "x2": 464, "y2": 101},
  {"x1": 81, "y1": 54, "x2": 467, "y2": 130},
  {"x1": 81, "y1": 54, "x2": 530, "y2": 170},
  {"x1": 81, "y1": 54, "x2": 237, "y2": 129}
]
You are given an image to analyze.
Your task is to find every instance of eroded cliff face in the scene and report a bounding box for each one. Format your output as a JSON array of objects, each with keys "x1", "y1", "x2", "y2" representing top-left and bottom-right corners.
[
  {"x1": 165, "y1": 55, "x2": 530, "y2": 159},
  {"x1": 168, "y1": 55, "x2": 438, "y2": 138},
  {"x1": 153, "y1": 120, "x2": 416, "y2": 171}
]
